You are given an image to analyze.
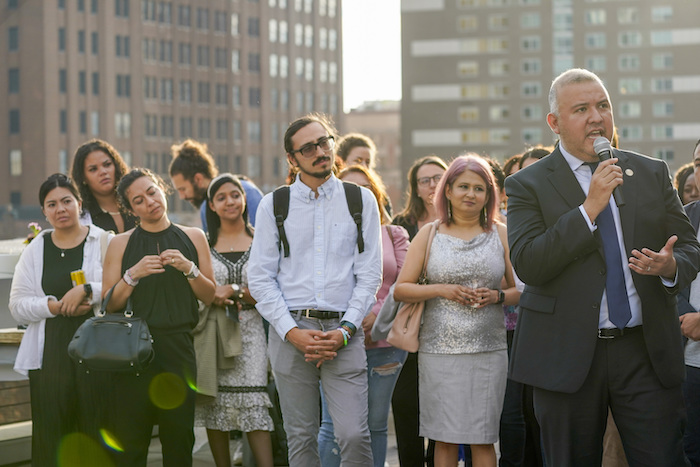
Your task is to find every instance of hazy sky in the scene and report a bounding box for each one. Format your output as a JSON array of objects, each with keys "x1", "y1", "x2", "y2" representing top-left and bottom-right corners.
[{"x1": 342, "y1": 0, "x2": 402, "y2": 112}]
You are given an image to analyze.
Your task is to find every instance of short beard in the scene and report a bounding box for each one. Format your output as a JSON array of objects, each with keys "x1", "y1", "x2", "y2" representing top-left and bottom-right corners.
[{"x1": 190, "y1": 184, "x2": 208, "y2": 207}]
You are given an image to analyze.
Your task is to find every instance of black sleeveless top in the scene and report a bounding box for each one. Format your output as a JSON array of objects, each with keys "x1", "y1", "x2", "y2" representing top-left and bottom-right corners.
[{"x1": 121, "y1": 224, "x2": 199, "y2": 333}]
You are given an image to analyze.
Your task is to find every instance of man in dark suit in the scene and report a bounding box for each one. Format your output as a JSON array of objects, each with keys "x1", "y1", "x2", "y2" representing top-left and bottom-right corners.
[{"x1": 505, "y1": 68, "x2": 700, "y2": 466}]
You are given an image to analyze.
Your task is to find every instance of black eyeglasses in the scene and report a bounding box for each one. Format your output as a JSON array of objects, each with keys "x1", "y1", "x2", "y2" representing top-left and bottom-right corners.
[
  {"x1": 417, "y1": 174, "x2": 443, "y2": 187},
  {"x1": 290, "y1": 136, "x2": 335, "y2": 158}
]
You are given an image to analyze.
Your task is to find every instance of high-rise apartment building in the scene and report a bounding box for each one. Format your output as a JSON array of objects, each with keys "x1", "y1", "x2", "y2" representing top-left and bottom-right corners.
[
  {"x1": 401, "y1": 0, "x2": 700, "y2": 174},
  {"x1": 0, "y1": 0, "x2": 343, "y2": 216}
]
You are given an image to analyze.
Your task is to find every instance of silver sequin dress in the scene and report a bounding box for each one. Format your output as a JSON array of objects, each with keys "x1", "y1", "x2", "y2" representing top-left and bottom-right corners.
[
  {"x1": 418, "y1": 227, "x2": 508, "y2": 444},
  {"x1": 194, "y1": 248, "x2": 274, "y2": 433}
]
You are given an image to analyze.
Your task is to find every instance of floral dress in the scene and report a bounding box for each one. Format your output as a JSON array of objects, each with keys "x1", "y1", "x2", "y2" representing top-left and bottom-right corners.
[{"x1": 194, "y1": 247, "x2": 274, "y2": 432}]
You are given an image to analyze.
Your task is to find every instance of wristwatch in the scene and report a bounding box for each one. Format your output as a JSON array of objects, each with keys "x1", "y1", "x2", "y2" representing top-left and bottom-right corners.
[
  {"x1": 230, "y1": 283, "x2": 244, "y2": 300},
  {"x1": 83, "y1": 283, "x2": 93, "y2": 300},
  {"x1": 496, "y1": 289, "x2": 505, "y2": 304}
]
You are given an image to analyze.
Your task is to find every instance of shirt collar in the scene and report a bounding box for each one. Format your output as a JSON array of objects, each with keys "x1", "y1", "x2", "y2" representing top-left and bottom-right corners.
[
  {"x1": 559, "y1": 144, "x2": 589, "y2": 173},
  {"x1": 291, "y1": 173, "x2": 339, "y2": 202}
]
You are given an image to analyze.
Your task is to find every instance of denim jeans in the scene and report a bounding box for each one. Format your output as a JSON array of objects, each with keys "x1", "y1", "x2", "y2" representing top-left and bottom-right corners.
[{"x1": 319, "y1": 346, "x2": 408, "y2": 467}]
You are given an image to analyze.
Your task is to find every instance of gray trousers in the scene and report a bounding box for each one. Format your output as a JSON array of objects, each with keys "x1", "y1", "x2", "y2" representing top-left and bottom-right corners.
[{"x1": 269, "y1": 315, "x2": 373, "y2": 467}]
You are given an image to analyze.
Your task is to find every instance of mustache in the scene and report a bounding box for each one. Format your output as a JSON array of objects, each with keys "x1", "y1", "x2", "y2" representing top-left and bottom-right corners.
[{"x1": 313, "y1": 156, "x2": 331, "y2": 166}]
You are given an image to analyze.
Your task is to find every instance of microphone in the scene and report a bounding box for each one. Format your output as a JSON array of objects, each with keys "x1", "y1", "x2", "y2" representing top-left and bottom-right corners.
[{"x1": 593, "y1": 136, "x2": 625, "y2": 207}]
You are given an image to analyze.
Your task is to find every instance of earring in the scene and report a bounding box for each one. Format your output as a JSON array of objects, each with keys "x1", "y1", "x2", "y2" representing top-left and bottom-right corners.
[{"x1": 447, "y1": 200, "x2": 452, "y2": 219}]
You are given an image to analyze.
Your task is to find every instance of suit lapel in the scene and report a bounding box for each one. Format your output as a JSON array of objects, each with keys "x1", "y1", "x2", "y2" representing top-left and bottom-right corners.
[
  {"x1": 546, "y1": 150, "x2": 587, "y2": 209},
  {"x1": 613, "y1": 149, "x2": 636, "y2": 253}
]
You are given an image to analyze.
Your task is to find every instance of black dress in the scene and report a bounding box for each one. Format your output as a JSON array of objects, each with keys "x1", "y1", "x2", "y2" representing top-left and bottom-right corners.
[
  {"x1": 109, "y1": 224, "x2": 200, "y2": 467},
  {"x1": 29, "y1": 233, "x2": 110, "y2": 466},
  {"x1": 87, "y1": 204, "x2": 137, "y2": 233}
]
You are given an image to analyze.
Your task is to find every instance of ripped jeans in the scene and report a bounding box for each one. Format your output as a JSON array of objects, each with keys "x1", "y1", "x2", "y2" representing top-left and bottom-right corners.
[{"x1": 319, "y1": 346, "x2": 408, "y2": 467}]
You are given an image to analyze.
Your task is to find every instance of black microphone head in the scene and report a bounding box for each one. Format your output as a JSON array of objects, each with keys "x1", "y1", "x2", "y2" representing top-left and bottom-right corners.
[{"x1": 593, "y1": 136, "x2": 612, "y2": 155}]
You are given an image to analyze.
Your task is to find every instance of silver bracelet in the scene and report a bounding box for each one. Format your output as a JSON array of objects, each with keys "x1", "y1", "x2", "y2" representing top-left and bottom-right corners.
[
  {"x1": 123, "y1": 268, "x2": 139, "y2": 287},
  {"x1": 184, "y1": 261, "x2": 200, "y2": 280}
]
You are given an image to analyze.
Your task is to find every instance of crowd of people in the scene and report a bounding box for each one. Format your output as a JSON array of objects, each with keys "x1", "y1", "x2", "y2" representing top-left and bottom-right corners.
[{"x1": 8, "y1": 67, "x2": 700, "y2": 467}]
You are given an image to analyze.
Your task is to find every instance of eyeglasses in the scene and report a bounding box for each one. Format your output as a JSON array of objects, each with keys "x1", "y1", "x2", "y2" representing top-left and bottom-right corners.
[
  {"x1": 417, "y1": 174, "x2": 443, "y2": 187},
  {"x1": 290, "y1": 136, "x2": 335, "y2": 158}
]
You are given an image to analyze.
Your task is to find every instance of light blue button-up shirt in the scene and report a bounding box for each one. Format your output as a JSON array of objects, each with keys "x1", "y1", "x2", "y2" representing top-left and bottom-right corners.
[{"x1": 248, "y1": 174, "x2": 383, "y2": 340}]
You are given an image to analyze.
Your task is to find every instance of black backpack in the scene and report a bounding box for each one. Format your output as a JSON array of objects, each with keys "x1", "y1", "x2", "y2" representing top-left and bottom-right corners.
[{"x1": 273, "y1": 182, "x2": 365, "y2": 257}]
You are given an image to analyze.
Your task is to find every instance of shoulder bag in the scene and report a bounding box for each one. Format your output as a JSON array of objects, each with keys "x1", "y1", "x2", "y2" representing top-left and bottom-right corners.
[
  {"x1": 68, "y1": 284, "x2": 154, "y2": 375},
  {"x1": 386, "y1": 220, "x2": 438, "y2": 352}
]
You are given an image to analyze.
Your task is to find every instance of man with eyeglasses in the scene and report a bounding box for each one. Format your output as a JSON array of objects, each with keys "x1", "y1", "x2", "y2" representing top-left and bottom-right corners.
[{"x1": 248, "y1": 114, "x2": 382, "y2": 466}]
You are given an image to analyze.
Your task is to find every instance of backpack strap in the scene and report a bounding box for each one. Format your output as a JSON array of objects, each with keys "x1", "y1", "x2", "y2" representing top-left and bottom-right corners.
[
  {"x1": 343, "y1": 182, "x2": 364, "y2": 254},
  {"x1": 272, "y1": 186, "x2": 291, "y2": 258}
]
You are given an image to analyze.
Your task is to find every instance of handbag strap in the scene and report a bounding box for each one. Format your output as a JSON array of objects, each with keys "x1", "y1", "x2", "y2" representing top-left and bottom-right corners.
[
  {"x1": 100, "y1": 283, "x2": 134, "y2": 317},
  {"x1": 420, "y1": 221, "x2": 438, "y2": 282}
]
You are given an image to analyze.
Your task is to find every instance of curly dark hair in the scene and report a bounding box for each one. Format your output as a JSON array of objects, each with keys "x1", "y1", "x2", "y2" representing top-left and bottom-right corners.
[
  {"x1": 71, "y1": 139, "x2": 129, "y2": 213},
  {"x1": 169, "y1": 139, "x2": 218, "y2": 182},
  {"x1": 205, "y1": 173, "x2": 254, "y2": 247}
]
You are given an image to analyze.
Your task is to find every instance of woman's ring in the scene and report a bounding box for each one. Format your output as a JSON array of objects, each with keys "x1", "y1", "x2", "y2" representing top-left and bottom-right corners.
[
  {"x1": 646, "y1": 266, "x2": 651, "y2": 271},
  {"x1": 171, "y1": 258, "x2": 175, "y2": 264}
]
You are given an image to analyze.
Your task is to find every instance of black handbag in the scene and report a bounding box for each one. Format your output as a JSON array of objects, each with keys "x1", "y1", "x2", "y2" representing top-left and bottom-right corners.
[{"x1": 68, "y1": 285, "x2": 154, "y2": 374}]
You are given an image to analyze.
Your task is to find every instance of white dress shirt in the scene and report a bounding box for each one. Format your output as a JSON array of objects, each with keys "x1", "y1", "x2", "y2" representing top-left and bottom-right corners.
[
  {"x1": 248, "y1": 174, "x2": 382, "y2": 340},
  {"x1": 559, "y1": 146, "x2": 644, "y2": 328},
  {"x1": 10, "y1": 225, "x2": 111, "y2": 375}
]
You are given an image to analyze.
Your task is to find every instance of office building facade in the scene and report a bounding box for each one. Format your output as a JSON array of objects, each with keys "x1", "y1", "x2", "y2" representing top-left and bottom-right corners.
[{"x1": 401, "y1": 0, "x2": 700, "y2": 174}]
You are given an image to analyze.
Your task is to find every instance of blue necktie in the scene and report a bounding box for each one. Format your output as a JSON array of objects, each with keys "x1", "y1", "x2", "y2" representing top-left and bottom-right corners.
[{"x1": 587, "y1": 162, "x2": 632, "y2": 329}]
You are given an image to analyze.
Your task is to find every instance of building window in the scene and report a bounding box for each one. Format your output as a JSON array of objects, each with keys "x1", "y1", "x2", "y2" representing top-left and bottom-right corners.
[
  {"x1": 618, "y1": 54, "x2": 639, "y2": 71},
  {"x1": 231, "y1": 13, "x2": 239, "y2": 36},
  {"x1": 142, "y1": 0, "x2": 156, "y2": 21},
  {"x1": 652, "y1": 53, "x2": 673, "y2": 70},
  {"x1": 618, "y1": 7, "x2": 638, "y2": 24},
  {"x1": 58, "y1": 0, "x2": 65, "y2": 9},
  {"x1": 59, "y1": 28, "x2": 66, "y2": 51},
  {"x1": 618, "y1": 31, "x2": 642, "y2": 48},
  {"x1": 270, "y1": 88, "x2": 278, "y2": 110},
  {"x1": 249, "y1": 53, "x2": 260, "y2": 73},
  {"x1": 619, "y1": 78, "x2": 642, "y2": 95},
  {"x1": 197, "y1": 8, "x2": 209, "y2": 30},
  {"x1": 91, "y1": 111, "x2": 99, "y2": 136},
  {"x1": 178, "y1": 5, "x2": 191, "y2": 27},
  {"x1": 216, "y1": 119, "x2": 228, "y2": 141},
  {"x1": 651, "y1": 6, "x2": 672, "y2": 23},
  {"x1": 654, "y1": 148, "x2": 674, "y2": 161},
  {"x1": 160, "y1": 40, "x2": 173, "y2": 63},
  {"x1": 329, "y1": 29, "x2": 337, "y2": 50},
  {"x1": 79, "y1": 111, "x2": 87, "y2": 134},
  {"x1": 8, "y1": 68, "x2": 19, "y2": 94},
  {"x1": 91, "y1": 31, "x2": 99, "y2": 55},
  {"x1": 231, "y1": 50, "x2": 240, "y2": 72},
  {"x1": 115, "y1": 112, "x2": 131, "y2": 138},
  {"x1": 233, "y1": 120, "x2": 241, "y2": 142},
  {"x1": 79, "y1": 71, "x2": 87, "y2": 94},
  {"x1": 521, "y1": 58, "x2": 541, "y2": 75},
  {"x1": 179, "y1": 80, "x2": 191, "y2": 103},
  {"x1": 215, "y1": 84, "x2": 227, "y2": 105},
  {"x1": 116, "y1": 35, "x2": 131, "y2": 57},
  {"x1": 520, "y1": 12, "x2": 540, "y2": 28},
  {"x1": 521, "y1": 82, "x2": 541, "y2": 97},
  {"x1": 92, "y1": 72, "x2": 99, "y2": 95},
  {"x1": 294, "y1": 24, "x2": 303, "y2": 46},
  {"x1": 60, "y1": 110, "x2": 67, "y2": 133},
  {"x1": 160, "y1": 78, "x2": 173, "y2": 103},
  {"x1": 304, "y1": 25, "x2": 313, "y2": 47},
  {"x1": 143, "y1": 76, "x2": 156, "y2": 99},
  {"x1": 585, "y1": 56, "x2": 606, "y2": 72},
  {"x1": 59, "y1": 150, "x2": 68, "y2": 174},
  {"x1": 652, "y1": 78, "x2": 672, "y2": 93},
  {"x1": 585, "y1": 9, "x2": 606, "y2": 25},
  {"x1": 157, "y1": 2, "x2": 172, "y2": 24},
  {"x1": 197, "y1": 82, "x2": 210, "y2": 104},
  {"x1": 9, "y1": 110, "x2": 21, "y2": 135},
  {"x1": 280, "y1": 55, "x2": 288, "y2": 78},
  {"x1": 10, "y1": 150, "x2": 22, "y2": 176},
  {"x1": 91, "y1": 0, "x2": 97, "y2": 13},
  {"x1": 619, "y1": 101, "x2": 641, "y2": 118},
  {"x1": 585, "y1": 33, "x2": 606, "y2": 49},
  {"x1": 281, "y1": 90, "x2": 289, "y2": 111},
  {"x1": 319, "y1": 61, "x2": 327, "y2": 82},
  {"x1": 279, "y1": 21, "x2": 288, "y2": 43},
  {"x1": 78, "y1": 0, "x2": 85, "y2": 11},
  {"x1": 247, "y1": 121, "x2": 261, "y2": 143},
  {"x1": 180, "y1": 117, "x2": 193, "y2": 138},
  {"x1": 214, "y1": 11, "x2": 227, "y2": 33},
  {"x1": 521, "y1": 35, "x2": 541, "y2": 51},
  {"x1": 197, "y1": 45, "x2": 210, "y2": 67},
  {"x1": 269, "y1": 19, "x2": 277, "y2": 42},
  {"x1": 248, "y1": 17, "x2": 260, "y2": 37},
  {"x1": 249, "y1": 87, "x2": 261, "y2": 107},
  {"x1": 9, "y1": 27, "x2": 19, "y2": 51},
  {"x1": 521, "y1": 104, "x2": 542, "y2": 121},
  {"x1": 305, "y1": 59, "x2": 313, "y2": 81},
  {"x1": 78, "y1": 30, "x2": 86, "y2": 53},
  {"x1": 198, "y1": 118, "x2": 210, "y2": 139},
  {"x1": 329, "y1": 62, "x2": 337, "y2": 84},
  {"x1": 215, "y1": 47, "x2": 227, "y2": 69},
  {"x1": 115, "y1": 0, "x2": 130, "y2": 17},
  {"x1": 651, "y1": 125, "x2": 673, "y2": 140},
  {"x1": 650, "y1": 31, "x2": 672, "y2": 46},
  {"x1": 270, "y1": 54, "x2": 278, "y2": 78},
  {"x1": 179, "y1": 43, "x2": 191, "y2": 65},
  {"x1": 232, "y1": 85, "x2": 241, "y2": 107},
  {"x1": 145, "y1": 116, "x2": 158, "y2": 138},
  {"x1": 116, "y1": 74, "x2": 131, "y2": 97},
  {"x1": 161, "y1": 115, "x2": 174, "y2": 138},
  {"x1": 653, "y1": 100, "x2": 673, "y2": 117}
]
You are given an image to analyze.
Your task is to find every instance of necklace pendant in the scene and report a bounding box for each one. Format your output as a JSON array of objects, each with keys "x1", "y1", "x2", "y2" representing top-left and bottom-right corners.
[{"x1": 61, "y1": 251, "x2": 65, "y2": 258}]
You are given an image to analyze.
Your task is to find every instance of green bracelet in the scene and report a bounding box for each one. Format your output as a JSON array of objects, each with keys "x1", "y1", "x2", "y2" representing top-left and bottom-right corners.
[{"x1": 337, "y1": 327, "x2": 350, "y2": 346}]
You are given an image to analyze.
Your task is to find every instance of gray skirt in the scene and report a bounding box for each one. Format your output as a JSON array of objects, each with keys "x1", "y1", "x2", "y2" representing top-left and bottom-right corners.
[{"x1": 418, "y1": 350, "x2": 507, "y2": 444}]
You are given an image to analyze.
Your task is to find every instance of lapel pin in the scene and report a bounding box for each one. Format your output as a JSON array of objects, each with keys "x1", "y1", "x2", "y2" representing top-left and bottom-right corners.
[{"x1": 625, "y1": 168, "x2": 634, "y2": 177}]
